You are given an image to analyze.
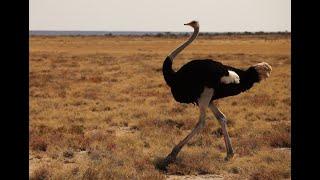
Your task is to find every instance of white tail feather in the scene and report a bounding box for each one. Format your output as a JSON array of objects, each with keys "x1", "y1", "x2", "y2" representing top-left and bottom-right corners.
[{"x1": 220, "y1": 70, "x2": 240, "y2": 84}]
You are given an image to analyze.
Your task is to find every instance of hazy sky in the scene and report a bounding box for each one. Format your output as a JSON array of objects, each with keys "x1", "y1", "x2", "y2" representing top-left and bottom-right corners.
[{"x1": 30, "y1": 0, "x2": 291, "y2": 32}]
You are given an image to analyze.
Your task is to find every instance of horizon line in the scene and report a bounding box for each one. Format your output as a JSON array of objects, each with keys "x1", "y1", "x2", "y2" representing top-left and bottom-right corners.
[{"x1": 29, "y1": 30, "x2": 291, "y2": 33}]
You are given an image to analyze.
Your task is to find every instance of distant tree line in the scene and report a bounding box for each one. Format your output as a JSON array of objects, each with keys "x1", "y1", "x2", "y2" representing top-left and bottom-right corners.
[{"x1": 101, "y1": 31, "x2": 290, "y2": 37}]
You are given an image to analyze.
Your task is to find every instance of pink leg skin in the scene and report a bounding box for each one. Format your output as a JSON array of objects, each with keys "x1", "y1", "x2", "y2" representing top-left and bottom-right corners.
[
  {"x1": 209, "y1": 103, "x2": 234, "y2": 160},
  {"x1": 162, "y1": 88, "x2": 214, "y2": 167}
]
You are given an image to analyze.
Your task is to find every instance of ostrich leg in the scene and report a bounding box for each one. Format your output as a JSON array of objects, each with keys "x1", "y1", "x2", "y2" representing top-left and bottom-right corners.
[
  {"x1": 163, "y1": 88, "x2": 213, "y2": 165},
  {"x1": 209, "y1": 103, "x2": 234, "y2": 160}
]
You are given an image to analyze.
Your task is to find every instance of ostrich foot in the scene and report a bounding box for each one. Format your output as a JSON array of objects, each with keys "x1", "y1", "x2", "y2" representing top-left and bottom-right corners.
[
  {"x1": 224, "y1": 152, "x2": 234, "y2": 161},
  {"x1": 155, "y1": 155, "x2": 176, "y2": 171},
  {"x1": 163, "y1": 154, "x2": 176, "y2": 166}
]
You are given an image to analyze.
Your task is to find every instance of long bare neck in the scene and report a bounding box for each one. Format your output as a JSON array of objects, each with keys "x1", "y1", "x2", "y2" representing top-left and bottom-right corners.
[{"x1": 168, "y1": 26, "x2": 199, "y2": 60}]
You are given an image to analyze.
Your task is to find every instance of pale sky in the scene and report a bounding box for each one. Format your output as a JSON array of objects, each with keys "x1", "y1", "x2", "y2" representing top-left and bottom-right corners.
[{"x1": 30, "y1": 0, "x2": 291, "y2": 32}]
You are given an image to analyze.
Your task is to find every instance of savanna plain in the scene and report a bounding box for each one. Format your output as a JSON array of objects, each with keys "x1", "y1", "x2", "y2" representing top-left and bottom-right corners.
[{"x1": 30, "y1": 34, "x2": 291, "y2": 180}]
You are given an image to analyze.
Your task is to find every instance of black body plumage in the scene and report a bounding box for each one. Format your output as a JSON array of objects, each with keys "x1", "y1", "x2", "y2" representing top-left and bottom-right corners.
[{"x1": 162, "y1": 56, "x2": 261, "y2": 104}]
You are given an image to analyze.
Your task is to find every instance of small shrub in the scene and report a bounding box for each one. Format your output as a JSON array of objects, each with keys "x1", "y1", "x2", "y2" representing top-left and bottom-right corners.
[
  {"x1": 82, "y1": 167, "x2": 99, "y2": 180},
  {"x1": 249, "y1": 168, "x2": 284, "y2": 180},
  {"x1": 235, "y1": 137, "x2": 260, "y2": 156},
  {"x1": 69, "y1": 125, "x2": 84, "y2": 135},
  {"x1": 230, "y1": 166, "x2": 240, "y2": 174},
  {"x1": 63, "y1": 149, "x2": 74, "y2": 158},
  {"x1": 30, "y1": 136, "x2": 48, "y2": 151},
  {"x1": 30, "y1": 166, "x2": 50, "y2": 180},
  {"x1": 261, "y1": 123, "x2": 291, "y2": 148}
]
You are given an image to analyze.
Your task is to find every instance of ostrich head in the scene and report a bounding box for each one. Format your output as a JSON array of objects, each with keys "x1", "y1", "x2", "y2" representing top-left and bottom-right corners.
[
  {"x1": 184, "y1": 20, "x2": 199, "y2": 29},
  {"x1": 252, "y1": 62, "x2": 272, "y2": 81}
]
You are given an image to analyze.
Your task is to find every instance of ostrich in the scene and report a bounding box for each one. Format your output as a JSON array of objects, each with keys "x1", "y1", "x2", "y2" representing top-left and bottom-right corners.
[{"x1": 161, "y1": 21, "x2": 272, "y2": 166}]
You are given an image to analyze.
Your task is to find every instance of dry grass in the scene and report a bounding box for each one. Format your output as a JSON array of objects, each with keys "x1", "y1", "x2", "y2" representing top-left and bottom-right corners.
[{"x1": 30, "y1": 35, "x2": 290, "y2": 179}]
